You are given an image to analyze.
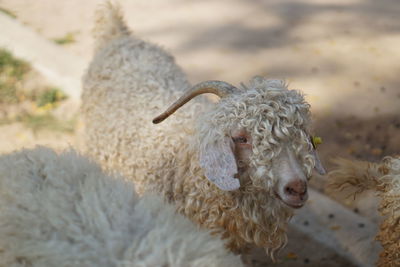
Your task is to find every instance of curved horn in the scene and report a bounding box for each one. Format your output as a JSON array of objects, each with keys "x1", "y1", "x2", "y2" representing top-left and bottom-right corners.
[{"x1": 152, "y1": 80, "x2": 238, "y2": 124}]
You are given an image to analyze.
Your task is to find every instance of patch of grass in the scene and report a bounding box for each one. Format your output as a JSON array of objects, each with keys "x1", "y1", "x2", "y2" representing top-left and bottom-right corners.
[
  {"x1": 17, "y1": 113, "x2": 76, "y2": 133},
  {"x1": 0, "y1": 48, "x2": 30, "y2": 104},
  {"x1": 0, "y1": 48, "x2": 74, "y2": 134},
  {"x1": 0, "y1": 111, "x2": 76, "y2": 134},
  {"x1": 0, "y1": 80, "x2": 18, "y2": 103},
  {"x1": 0, "y1": 7, "x2": 17, "y2": 19},
  {"x1": 0, "y1": 49, "x2": 30, "y2": 79},
  {"x1": 53, "y1": 32, "x2": 75, "y2": 45},
  {"x1": 36, "y1": 88, "x2": 66, "y2": 107}
]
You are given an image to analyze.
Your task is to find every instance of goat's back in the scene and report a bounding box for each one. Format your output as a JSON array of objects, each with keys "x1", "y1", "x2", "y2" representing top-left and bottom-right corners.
[{"x1": 81, "y1": 4, "x2": 209, "y2": 191}]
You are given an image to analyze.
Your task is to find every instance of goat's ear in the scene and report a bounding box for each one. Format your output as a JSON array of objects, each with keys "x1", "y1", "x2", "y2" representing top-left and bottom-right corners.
[
  {"x1": 312, "y1": 150, "x2": 326, "y2": 175},
  {"x1": 199, "y1": 136, "x2": 240, "y2": 191}
]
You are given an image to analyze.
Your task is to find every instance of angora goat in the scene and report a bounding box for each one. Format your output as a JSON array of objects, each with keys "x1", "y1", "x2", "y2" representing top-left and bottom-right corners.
[
  {"x1": 329, "y1": 157, "x2": 400, "y2": 267},
  {"x1": 82, "y1": 3, "x2": 326, "y2": 256},
  {"x1": 0, "y1": 147, "x2": 243, "y2": 267}
]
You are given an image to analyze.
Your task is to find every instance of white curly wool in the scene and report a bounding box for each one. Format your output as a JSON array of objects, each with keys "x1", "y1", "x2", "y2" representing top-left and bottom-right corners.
[
  {"x1": 329, "y1": 157, "x2": 400, "y2": 267},
  {"x1": 0, "y1": 147, "x2": 243, "y2": 267}
]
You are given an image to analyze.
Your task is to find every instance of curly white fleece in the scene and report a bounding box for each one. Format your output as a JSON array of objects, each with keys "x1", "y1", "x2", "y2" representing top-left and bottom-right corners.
[
  {"x1": 0, "y1": 147, "x2": 243, "y2": 267},
  {"x1": 329, "y1": 157, "x2": 400, "y2": 267}
]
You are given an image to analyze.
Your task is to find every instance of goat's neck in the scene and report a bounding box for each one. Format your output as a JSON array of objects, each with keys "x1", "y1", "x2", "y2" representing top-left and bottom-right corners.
[{"x1": 164, "y1": 139, "x2": 293, "y2": 253}]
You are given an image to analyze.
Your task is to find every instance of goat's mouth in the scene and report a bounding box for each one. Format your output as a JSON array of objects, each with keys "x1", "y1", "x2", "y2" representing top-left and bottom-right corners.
[{"x1": 274, "y1": 191, "x2": 306, "y2": 209}]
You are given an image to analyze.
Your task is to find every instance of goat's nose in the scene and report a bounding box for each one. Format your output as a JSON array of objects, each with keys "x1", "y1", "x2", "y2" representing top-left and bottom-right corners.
[{"x1": 285, "y1": 180, "x2": 307, "y2": 200}]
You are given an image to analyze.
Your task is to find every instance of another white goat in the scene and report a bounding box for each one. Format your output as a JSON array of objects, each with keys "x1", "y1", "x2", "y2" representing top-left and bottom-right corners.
[
  {"x1": 0, "y1": 147, "x2": 243, "y2": 267},
  {"x1": 329, "y1": 157, "x2": 400, "y2": 267},
  {"x1": 82, "y1": 3, "x2": 325, "y2": 257}
]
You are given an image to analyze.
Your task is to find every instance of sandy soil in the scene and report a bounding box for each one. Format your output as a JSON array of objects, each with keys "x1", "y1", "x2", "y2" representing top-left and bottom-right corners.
[
  {"x1": 1, "y1": 0, "x2": 398, "y2": 156},
  {"x1": 0, "y1": 0, "x2": 399, "y2": 265}
]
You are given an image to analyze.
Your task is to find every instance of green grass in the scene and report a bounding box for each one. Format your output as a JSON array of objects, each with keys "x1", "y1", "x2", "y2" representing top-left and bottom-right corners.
[
  {"x1": 17, "y1": 113, "x2": 76, "y2": 133},
  {"x1": 0, "y1": 112, "x2": 76, "y2": 134},
  {"x1": 0, "y1": 7, "x2": 17, "y2": 19},
  {"x1": 0, "y1": 48, "x2": 30, "y2": 103},
  {"x1": 53, "y1": 33, "x2": 76, "y2": 45},
  {"x1": 36, "y1": 88, "x2": 66, "y2": 107},
  {"x1": 0, "y1": 48, "x2": 73, "y2": 134},
  {"x1": 0, "y1": 49, "x2": 30, "y2": 80}
]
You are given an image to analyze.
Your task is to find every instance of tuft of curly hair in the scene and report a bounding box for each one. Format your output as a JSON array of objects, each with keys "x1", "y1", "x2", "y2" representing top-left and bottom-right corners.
[{"x1": 329, "y1": 157, "x2": 400, "y2": 267}]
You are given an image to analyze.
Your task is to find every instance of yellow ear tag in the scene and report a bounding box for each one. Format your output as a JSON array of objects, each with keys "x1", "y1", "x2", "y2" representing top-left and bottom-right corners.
[{"x1": 311, "y1": 136, "x2": 322, "y2": 149}]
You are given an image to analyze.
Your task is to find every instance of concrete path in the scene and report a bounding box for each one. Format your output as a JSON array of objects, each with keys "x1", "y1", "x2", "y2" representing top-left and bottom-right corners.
[
  {"x1": 0, "y1": 12, "x2": 85, "y2": 101},
  {"x1": 290, "y1": 189, "x2": 380, "y2": 266},
  {"x1": 243, "y1": 188, "x2": 380, "y2": 266}
]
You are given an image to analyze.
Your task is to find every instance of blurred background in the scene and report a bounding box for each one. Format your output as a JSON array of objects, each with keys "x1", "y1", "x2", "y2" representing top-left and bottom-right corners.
[{"x1": 0, "y1": 0, "x2": 399, "y2": 266}]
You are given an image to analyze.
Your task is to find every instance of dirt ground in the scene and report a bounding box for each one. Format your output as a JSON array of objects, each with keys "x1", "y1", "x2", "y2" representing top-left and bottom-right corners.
[
  {"x1": 0, "y1": 0, "x2": 399, "y2": 266},
  {"x1": 1, "y1": 0, "x2": 399, "y2": 160}
]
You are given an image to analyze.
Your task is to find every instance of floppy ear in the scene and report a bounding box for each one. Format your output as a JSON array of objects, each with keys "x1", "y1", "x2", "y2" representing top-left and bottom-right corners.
[
  {"x1": 199, "y1": 136, "x2": 240, "y2": 191},
  {"x1": 312, "y1": 150, "x2": 326, "y2": 175}
]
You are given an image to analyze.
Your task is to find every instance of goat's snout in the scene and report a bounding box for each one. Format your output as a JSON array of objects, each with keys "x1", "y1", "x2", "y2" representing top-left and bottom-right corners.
[
  {"x1": 277, "y1": 179, "x2": 308, "y2": 208},
  {"x1": 272, "y1": 146, "x2": 309, "y2": 208},
  {"x1": 284, "y1": 180, "x2": 307, "y2": 199}
]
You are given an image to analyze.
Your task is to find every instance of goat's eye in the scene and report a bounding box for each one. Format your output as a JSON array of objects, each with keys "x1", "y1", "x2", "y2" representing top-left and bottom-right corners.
[{"x1": 233, "y1": 136, "x2": 248, "y2": 144}]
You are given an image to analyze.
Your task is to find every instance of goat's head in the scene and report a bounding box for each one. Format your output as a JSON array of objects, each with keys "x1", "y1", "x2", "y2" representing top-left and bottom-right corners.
[{"x1": 153, "y1": 77, "x2": 325, "y2": 209}]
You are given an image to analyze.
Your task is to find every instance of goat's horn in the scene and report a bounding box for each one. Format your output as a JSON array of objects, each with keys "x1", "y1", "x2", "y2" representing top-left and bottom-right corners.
[{"x1": 152, "y1": 80, "x2": 238, "y2": 124}]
